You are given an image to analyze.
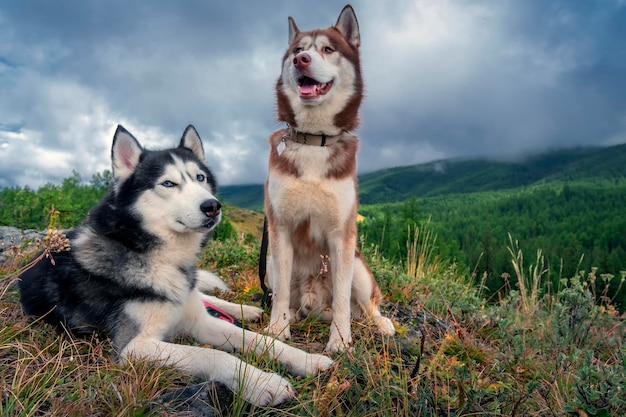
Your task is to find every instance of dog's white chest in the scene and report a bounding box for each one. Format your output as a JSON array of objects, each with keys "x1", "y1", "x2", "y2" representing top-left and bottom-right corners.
[{"x1": 268, "y1": 168, "x2": 355, "y2": 230}]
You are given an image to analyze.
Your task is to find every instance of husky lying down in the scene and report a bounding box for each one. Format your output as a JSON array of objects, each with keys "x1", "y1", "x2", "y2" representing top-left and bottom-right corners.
[{"x1": 18, "y1": 125, "x2": 332, "y2": 406}]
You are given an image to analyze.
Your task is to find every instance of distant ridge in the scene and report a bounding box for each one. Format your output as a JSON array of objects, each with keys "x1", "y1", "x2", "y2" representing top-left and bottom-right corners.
[
  {"x1": 219, "y1": 143, "x2": 626, "y2": 209},
  {"x1": 218, "y1": 184, "x2": 265, "y2": 212}
]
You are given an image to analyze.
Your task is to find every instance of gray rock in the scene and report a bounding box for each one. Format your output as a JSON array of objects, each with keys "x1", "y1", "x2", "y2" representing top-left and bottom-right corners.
[
  {"x1": 0, "y1": 226, "x2": 47, "y2": 255},
  {"x1": 150, "y1": 382, "x2": 234, "y2": 417}
]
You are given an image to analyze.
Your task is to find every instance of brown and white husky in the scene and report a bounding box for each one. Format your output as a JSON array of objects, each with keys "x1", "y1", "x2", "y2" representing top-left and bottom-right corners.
[{"x1": 264, "y1": 5, "x2": 395, "y2": 353}]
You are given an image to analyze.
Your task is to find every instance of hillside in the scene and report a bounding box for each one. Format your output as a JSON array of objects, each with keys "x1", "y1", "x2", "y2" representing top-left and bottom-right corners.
[
  {"x1": 4, "y1": 224, "x2": 625, "y2": 416},
  {"x1": 223, "y1": 203, "x2": 264, "y2": 239},
  {"x1": 219, "y1": 143, "x2": 626, "y2": 208},
  {"x1": 2, "y1": 146, "x2": 625, "y2": 415},
  {"x1": 218, "y1": 185, "x2": 265, "y2": 213},
  {"x1": 359, "y1": 143, "x2": 626, "y2": 204}
]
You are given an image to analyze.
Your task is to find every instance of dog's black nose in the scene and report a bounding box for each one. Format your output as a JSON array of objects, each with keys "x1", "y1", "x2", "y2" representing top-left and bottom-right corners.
[{"x1": 200, "y1": 199, "x2": 221, "y2": 218}]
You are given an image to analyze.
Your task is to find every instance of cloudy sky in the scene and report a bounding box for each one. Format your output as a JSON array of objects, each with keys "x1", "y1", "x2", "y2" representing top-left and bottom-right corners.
[{"x1": 1, "y1": 0, "x2": 625, "y2": 189}]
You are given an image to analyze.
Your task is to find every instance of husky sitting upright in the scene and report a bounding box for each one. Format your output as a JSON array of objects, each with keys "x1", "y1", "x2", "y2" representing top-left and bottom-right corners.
[
  {"x1": 19, "y1": 125, "x2": 333, "y2": 407},
  {"x1": 264, "y1": 5, "x2": 395, "y2": 353}
]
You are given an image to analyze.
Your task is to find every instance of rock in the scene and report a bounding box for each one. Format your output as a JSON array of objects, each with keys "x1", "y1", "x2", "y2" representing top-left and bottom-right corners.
[
  {"x1": 0, "y1": 226, "x2": 47, "y2": 256},
  {"x1": 383, "y1": 302, "x2": 454, "y2": 336},
  {"x1": 150, "y1": 382, "x2": 234, "y2": 417}
]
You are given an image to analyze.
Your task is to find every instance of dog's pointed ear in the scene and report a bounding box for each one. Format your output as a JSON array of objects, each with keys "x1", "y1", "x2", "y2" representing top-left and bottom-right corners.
[
  {"x1": 180, "y1": 125, "x2": 205, "y2": 160},
  {"x1": 288, "y1": 16, "x2": 299, "y2": 44},
  {"x1": 112, "y1": 125, "x2": 143, "y2": 182},
  {"x1": 335, "y1": 5, "x2": 360, "y2": 48}
]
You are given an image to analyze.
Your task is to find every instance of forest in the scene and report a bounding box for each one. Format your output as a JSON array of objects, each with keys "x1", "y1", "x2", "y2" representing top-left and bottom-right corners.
[
  {"x1": 0, "y1": 170, "x2": 238, "y2": 242},
  {"x1": 216, "y1": 144, "x2": 626, "y2": 309},
  {"x1": 2, "y1": 165, "x2": 625, "y2": 309},
  {"x1": 0, "y1": 171, "x2": 112, "y2": 230},
  {"x1": 357, "y1": 183, "x2": 626, "y2": 309}
]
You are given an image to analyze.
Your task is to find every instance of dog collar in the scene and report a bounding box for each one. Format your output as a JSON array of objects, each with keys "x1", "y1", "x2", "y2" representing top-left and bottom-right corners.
[{"x1": 284, "y1": 126, "x2": 344, "y2": 147}]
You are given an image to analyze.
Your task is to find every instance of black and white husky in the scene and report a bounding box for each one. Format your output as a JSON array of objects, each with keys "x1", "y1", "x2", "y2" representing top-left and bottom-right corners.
[{"x1": 18, "y1": 125, "x2": 333, "y2": 406}]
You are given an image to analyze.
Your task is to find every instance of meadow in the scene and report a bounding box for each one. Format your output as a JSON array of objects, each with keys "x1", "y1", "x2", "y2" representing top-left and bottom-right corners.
[
  {"x1": 1, "y1": 210, "x2": 624, "y2": 416},
  {"x1": 1, "y1": 152, "x2": 625, "y2": 416}
]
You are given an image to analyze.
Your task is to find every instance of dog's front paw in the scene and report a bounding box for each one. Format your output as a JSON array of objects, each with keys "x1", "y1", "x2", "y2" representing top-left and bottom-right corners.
[
  {"x1": 264, "y1": 321, "x2": 291, "y2": 341},
  {"x1": 301, "y1": 353, "x2": 334, "y2": 375},
  {"x1": 276, "y1": 350, "x2": 334, "y2": 376},
  {"x1": 325, "y1": 336, "x2": 351, "y2": 354},
  {"x1": 240, "y1": 305, "x2": 264, "y2": 322},
  {"x1": 374, "y1": 316, "x2": 396, "y2": 335},
  {"x1": 264, "y1": 310, "x2": 292, "y2": 340},
  {"x1": 196, "y1": 270, "x2": 230, "y2": 293},
  {"x1": 240, "y1": 369, "x2": 295, "y2": 406}
]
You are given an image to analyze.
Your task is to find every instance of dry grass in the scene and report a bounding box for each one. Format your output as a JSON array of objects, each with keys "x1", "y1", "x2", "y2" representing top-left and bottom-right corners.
[
  {"x1": 223, "y1": 203, "x2": 264, "y2": 240},
  {"x1": 2, "y1": 227, "x2": 625, "y2": 416},
  {"x1": 405, "y1": 217, "x2": 442, "y2": 281},
  {"x1": 506, "y1": 233, "x2": 547, "y2": 316},
  {"x1": 1, "y1": 246, "x2": 184, "y2": 416}
]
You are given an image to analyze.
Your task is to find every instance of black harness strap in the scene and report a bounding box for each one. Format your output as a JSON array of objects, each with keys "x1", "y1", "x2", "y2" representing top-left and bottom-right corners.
[{"x1": 258, "y1": 216, "x2": 272, "y2": 308}]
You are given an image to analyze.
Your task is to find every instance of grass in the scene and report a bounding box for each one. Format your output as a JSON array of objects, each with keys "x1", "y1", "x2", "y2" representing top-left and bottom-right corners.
[
  {"x1": 1, "y1": 219, "x2": 625, "y2": 416},
  {"x1": 222, "y1": 203, "x2": 265, "y2": 240}
]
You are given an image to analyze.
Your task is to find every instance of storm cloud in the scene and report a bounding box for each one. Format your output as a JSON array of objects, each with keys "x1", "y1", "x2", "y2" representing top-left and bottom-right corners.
[{"x1": 1, "y1": 0, "x2": 625, "y2": 189}]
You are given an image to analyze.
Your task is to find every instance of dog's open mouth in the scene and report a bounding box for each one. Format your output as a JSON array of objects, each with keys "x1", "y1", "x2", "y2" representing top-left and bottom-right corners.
[{"x1": 298, "y1": 76, "x2": 333, "y2": 99}]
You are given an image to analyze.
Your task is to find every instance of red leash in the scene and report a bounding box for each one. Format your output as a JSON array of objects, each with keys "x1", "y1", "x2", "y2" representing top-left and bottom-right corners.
[{"x1": 203, "y1": 301, "x2": 246, "y2": 328}]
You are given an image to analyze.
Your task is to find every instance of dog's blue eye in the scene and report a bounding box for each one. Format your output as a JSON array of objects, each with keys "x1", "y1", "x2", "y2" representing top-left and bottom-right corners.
[
  {"x1": 161, "y1": 180, "x2": 176, "y2": 188},
  {"x1": 196, "y1": 174, "x2": 205, "y2": 182}
]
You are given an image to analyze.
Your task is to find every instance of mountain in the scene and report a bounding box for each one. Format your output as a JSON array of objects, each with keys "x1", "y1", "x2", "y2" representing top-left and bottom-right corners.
[
  {"x1": 218, "y1": 184, "x2": 265, "y2": 212},
  {"x1": 219, "y1": 143, "x2": 626, "y2": 209},
  {"x1": 358, "y1": 143, "x2": 626, "y2": 204}
]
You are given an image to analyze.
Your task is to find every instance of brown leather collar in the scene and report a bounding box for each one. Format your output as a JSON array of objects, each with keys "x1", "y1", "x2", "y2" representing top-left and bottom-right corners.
[{"x1": 284, "y1": 126, "x2": 344, "y2": 146}]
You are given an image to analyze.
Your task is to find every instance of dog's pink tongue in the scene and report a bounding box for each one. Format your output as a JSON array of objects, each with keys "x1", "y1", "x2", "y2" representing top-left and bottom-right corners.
[{"x1": 299, "y1": 84, "x2": 318, "y2": 97}]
